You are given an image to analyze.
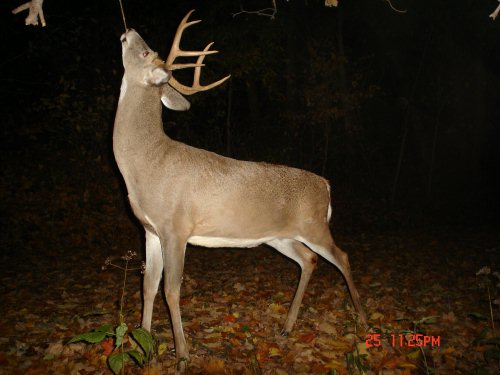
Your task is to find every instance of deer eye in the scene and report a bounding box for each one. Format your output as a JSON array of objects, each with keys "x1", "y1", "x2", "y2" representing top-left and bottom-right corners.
[{"x1": 142, "y1": 51, "x2": 150, "y2": 58}]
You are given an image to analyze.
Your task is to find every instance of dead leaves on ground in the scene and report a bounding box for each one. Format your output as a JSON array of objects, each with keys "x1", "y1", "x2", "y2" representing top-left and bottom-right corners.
[{"x1": 1, "y1": 232, "x2": 499, "y2": 374}]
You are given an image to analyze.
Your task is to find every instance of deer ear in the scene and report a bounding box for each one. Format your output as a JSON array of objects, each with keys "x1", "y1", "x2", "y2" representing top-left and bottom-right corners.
[
  {"x1": 161, "y1": 84, "x2": 191, "y2": 111},
  {"x1": 144, "y1": 66, "x2": 171, "y2": 86}
]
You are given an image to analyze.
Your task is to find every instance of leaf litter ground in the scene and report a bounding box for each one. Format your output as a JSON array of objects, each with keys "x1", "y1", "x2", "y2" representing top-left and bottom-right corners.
[{"x1": 1, "y1": 220, "x2": 499, "y2": 374}]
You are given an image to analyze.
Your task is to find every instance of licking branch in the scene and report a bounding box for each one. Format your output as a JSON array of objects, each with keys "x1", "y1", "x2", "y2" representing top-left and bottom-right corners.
[{"x1": 12, "y1": 0, "x2": 46, "y2": 27}]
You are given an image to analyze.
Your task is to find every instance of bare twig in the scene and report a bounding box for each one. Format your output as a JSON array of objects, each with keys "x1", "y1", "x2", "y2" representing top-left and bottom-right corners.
[
  {"x1": 232, "y1": 0, "x2": 278, "y2": 20},
  {"x1": 12, "y1": 0, "x2": 46, "y2": 27},
  {"x1": 384, "y1": 0, "x2": 407, "y2": 14},
  {"x1": 490, "y1": 1, "x2": 500, "y2": 20}
]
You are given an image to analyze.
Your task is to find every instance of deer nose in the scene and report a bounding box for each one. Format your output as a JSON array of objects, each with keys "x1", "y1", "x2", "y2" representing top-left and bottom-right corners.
[{"x1": 120, "y1": 28, "x2": 136, "y2": 42}]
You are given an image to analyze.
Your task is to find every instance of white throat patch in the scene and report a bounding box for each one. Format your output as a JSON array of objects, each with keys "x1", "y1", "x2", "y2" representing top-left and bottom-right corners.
[{"x1": 118, "y1": 78, "x2": 128, "y2": 103}]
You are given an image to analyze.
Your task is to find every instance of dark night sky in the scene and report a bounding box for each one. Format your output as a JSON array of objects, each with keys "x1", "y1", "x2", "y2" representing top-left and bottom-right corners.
[{"x1": 1, "y1": 0, "x2": 499, "y2": 234}]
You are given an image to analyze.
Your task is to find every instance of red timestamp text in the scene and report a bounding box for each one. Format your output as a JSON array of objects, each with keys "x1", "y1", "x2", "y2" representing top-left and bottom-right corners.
[{"x1": 365, "y1": 333, "x2": 441, "y2": 348}]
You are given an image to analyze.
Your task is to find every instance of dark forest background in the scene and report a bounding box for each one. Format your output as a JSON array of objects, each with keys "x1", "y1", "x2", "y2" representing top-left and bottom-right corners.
[{"x1": 1, "y1": 0, "x2": 499, "y2": 250}]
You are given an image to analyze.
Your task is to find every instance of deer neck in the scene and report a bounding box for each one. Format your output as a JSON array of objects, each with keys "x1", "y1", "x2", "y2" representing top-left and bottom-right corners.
[{"x1": 113, "y1": 78, "x2": 171, "y2": 167}]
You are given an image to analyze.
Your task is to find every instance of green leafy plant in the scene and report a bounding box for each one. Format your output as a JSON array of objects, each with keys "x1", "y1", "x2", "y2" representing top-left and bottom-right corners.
[
  {"x1": 68, "y1": 251, "x2": 155, "y2": 374},
  {"x1": 346, "y1": 349, "x2": 368, "y2": 375},
  {"x1": 410, "y1": 316, "x2": 439, "y2": 375},
  {"x1": 346, "y1": 316, "x2": 368, "y2": 375},
  {"x1": 370, "y1": 316, "x2": 438, "y2": 375}
]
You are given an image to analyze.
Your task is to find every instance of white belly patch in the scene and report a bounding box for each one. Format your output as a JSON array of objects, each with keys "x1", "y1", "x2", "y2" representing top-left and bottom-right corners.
[{"x1": 188, "y1": 236, "x2": 274, "y2": 248}]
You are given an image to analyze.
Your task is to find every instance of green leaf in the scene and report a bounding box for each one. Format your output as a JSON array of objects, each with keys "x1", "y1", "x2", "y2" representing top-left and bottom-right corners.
[
  {"x1": 115, "y1": 323, "x2": 128, "y2": 348},
  {"x1": 354, "y1": 354, "x2": 367, "y2": 371},
  {"x1": 108, "y1": 352, "x2": 130, "y2": 374},
  {"x1": 346, "y1": 351, "x2": 354, "y2": 366},
  {"x1": 127, "y1": 349, "x2": 145, "y2": 365},
  {"x1": 95, "y1": 324, "x2": 114, "y2": 333},
  {"x1": 131, "y1": 328, "x2": 155, "y2": 358},
  {"x1": 468, "y1": 312, "x2": 488, "y2": 320},
  {"x1": 68, "y1": 331, "x2": 106, "y2": 344},
  {"x1": 68, "y1": 324, "x2": 113, "y2": 344}
]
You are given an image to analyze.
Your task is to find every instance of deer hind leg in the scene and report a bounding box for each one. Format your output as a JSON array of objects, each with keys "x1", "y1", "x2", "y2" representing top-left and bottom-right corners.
[
  {"x1": 301, "y1": 237, "x2": 367, "y2": 325},
  {"x1": 142, "y1": 230, "x2": 164, "y2": 331},
  {"x1": 160, "y1": 234, "x2": 189, "y2": 373},
  {"x1": 266, "y1": 238, "x2": 318, "y2": 335}
]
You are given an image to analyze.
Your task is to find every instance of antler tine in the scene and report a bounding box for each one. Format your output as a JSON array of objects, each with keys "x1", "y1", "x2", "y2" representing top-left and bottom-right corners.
[
  {"x1": 165, "y1": 10, "x2": 230, "y2": 96},
  {"x1": 169, "y1": 42, "x2": 230, "y2": 95},
  {"x1": 168, "y1": 72, "x2": 231, "y2": 96},
  {"x1": 192, "y1": 43, "x2": 214, "y2": 85},
  {"x1": 193, "y1": 43, "x2": 231, "y2": 91},
  {"x1": 165, "y1": 10, "x2": 215, "y2": 67}
]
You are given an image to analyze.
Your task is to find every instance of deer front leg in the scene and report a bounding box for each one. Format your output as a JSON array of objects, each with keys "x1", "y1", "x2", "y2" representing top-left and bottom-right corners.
[
  {"x1": 161, "y1": 235, "x2": 189, "y2": 373},
  {"x1": 266, "y1": 239, "x2": 318, "y2": 335},
  {"x1": 142, "y1": 230, "x2": 163, "y2": 331}
]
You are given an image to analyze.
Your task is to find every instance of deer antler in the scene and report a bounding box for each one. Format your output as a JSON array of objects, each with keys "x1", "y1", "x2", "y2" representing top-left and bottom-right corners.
[{"x1": 164, "y1": 10, "x2": 230, "y2": 95}]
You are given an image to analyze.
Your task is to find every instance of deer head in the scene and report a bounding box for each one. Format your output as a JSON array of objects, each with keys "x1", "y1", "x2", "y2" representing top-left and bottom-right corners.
[{"x1": 119, "y1": 10, "x2": 229, "y2": 113}]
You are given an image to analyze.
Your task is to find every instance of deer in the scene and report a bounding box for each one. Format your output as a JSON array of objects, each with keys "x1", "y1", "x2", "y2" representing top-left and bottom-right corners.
[{"x1": 113, "y1": 10, "x2": 367, "y2": 372}]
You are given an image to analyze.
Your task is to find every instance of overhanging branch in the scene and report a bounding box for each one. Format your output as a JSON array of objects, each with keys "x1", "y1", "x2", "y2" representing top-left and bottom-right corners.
[{"x1": 12, "y1": 0, "x2": 46, "y2": 27}]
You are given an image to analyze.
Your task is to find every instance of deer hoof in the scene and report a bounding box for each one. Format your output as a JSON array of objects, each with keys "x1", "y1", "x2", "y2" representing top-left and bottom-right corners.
[
  {"x1": 280, "y1": 329, "x2": 289, "y2": 337},
  {"x1": 176, "y1": 357, "x2": 188, "y2": 373}
]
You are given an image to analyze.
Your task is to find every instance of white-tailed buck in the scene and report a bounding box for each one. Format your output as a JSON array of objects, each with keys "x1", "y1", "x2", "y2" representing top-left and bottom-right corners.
[{"x1": 114, "y1": 10, "x2": 366, "y2": 372}]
